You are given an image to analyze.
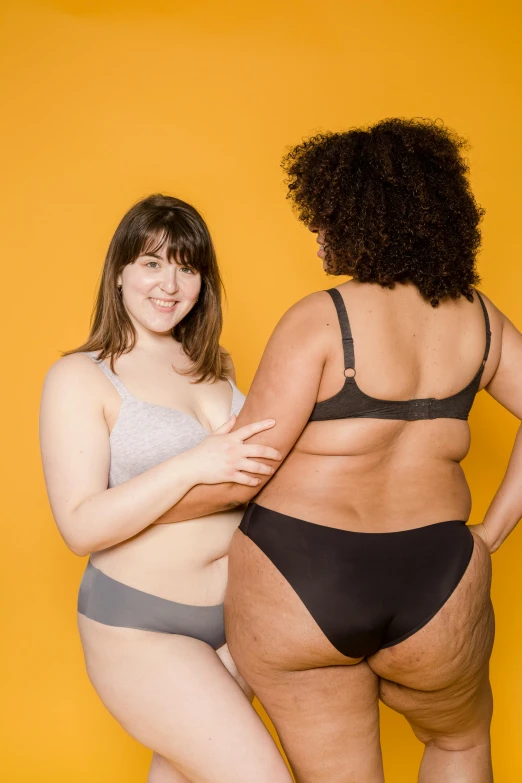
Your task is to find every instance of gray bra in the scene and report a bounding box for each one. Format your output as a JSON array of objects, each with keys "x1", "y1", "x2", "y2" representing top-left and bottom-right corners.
[{"x1": 85, "y1": 352, "x2": 246, "y2": 487}]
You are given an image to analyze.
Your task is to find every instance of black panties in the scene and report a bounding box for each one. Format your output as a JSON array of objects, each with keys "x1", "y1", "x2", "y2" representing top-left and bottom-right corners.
[{"x1": 239, "y1": 503, "x2": 474, "y2": 659}]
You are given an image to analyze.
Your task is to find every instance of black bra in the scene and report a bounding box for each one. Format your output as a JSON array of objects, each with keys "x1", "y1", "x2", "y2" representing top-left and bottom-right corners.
[{"x1": 309, "y1": 288, "x2": 491, "y2": 423}]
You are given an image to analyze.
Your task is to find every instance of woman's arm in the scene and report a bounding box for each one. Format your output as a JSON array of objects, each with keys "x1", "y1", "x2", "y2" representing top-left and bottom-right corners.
[
  {"x1": 40, "y1": 355, "x2": 281, "y2": 556},
  {"x1": 476, "y1": 314, "x2": 522, "y2": 551},
  {"x1": 156, "y1": 293, "x2": 330, "y2": 524}
]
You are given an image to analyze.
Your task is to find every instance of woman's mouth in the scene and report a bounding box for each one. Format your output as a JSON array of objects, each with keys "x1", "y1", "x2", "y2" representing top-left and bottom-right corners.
[{"x1": 149, "y1": 297, "x2": 177, "y2": 311}]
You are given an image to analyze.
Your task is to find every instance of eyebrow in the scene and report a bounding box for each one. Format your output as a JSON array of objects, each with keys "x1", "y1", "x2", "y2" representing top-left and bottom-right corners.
[{"x1": 140, "y1": 251, "x2": 195, "y2": 268}]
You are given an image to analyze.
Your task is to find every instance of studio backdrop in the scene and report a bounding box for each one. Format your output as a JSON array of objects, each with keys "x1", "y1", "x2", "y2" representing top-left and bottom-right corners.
[{"x1": 2, "y1": 0, "x2": 522, "y2": 780}]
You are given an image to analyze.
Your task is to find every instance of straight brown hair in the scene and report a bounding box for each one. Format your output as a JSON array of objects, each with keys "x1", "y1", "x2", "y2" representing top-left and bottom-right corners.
[{"x1": 66, "y1": 194, "x2": 229, "y2": 383}]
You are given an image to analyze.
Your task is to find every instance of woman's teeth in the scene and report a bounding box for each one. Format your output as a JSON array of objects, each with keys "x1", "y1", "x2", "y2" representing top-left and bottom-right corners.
[{"x1": 150, "y1": 298, "x2": 176, "y2": 309}]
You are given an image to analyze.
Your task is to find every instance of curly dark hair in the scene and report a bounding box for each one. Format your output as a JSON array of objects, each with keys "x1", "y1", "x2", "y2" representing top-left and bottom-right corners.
[{"x1": 282, "y1": 118, "x2": 484, "y2": 306}]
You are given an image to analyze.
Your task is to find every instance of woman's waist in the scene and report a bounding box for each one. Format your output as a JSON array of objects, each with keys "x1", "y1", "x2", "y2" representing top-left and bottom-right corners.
[
  {"x1": 85, "y1": 554, "x2": 229, "y2": 605},
  {"x1": 237, "y1": 504, "x2": 474, "y2": 577},
  {"x1": 256, "y1": 461, "x2": 471, "y2": 533},
  {"x1": 297, "y1": 416, "x2": 471, "y2": 462},
  {"x1": 239, "y1": 498, "x2": 467, "y2": 541},
  {"x1": 90, "y1": 510, "x2": 242, "y2": 599}
]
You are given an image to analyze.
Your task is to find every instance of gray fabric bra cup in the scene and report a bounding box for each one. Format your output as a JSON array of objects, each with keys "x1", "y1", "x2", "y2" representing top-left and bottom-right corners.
[{"x1": 79, "y1": 561, "x2": 226, "y2": 649}]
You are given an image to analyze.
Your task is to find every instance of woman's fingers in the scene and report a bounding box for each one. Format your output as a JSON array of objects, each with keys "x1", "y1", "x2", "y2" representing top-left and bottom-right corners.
[
  {"x1": 212, "y1": 415, "x2": 237, "y2": 435},
  {"x1": 232, "y1": 472, "x2": 262, "y2": 487},
  {"x1": 237, "y1": 459, "x2": 275, "y2": 476},
  {"x1": 242, "y1": 445, "x2": 282, "y2": 461},
  {"x1": 233, "y1": 419, "x2": 276, "y2": 441}
]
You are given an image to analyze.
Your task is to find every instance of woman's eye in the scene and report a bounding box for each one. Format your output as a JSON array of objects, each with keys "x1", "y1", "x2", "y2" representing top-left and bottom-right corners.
[
  {"x1": 181, "y1": 267, "x2": 195, "y2": 274},
  {"x1": 146, "y1": 261, "x2": 160, "y2": 268}
]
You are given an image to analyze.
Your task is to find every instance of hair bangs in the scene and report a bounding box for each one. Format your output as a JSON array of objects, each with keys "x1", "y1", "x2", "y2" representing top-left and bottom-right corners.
[{"x1": 138, "y1": 213, "x2": 208, "y2": 272}]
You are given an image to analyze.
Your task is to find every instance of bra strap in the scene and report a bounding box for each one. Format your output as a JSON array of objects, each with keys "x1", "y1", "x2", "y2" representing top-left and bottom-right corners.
[
  {"x1": 475, "y1": 290, "x2": 492, "y2": 365},
  {"x1": 326, "y1": 288, "x2": 355, "y2": 373},
  {"x1": 85, "y1": 352, "x2": 132, "y2": 399}
]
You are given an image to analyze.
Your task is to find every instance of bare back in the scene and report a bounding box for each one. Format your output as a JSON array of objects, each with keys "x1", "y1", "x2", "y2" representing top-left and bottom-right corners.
[{"x1": 249, "y1": 281, "x2": 502, "y2": 532}]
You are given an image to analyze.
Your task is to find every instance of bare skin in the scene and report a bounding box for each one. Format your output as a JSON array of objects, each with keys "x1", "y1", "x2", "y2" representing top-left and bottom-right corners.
[
  {"x1": 160, "y1": 276, "x2": 522, "y2": 781},
  {"x1": 40, "y1": 245, "x2": 291, "y2": 783}
]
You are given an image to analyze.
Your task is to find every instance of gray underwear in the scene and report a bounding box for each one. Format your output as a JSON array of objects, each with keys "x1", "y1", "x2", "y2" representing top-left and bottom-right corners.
[{"x1": 78, "y1": 560, "x2": 226, "y2": 649}]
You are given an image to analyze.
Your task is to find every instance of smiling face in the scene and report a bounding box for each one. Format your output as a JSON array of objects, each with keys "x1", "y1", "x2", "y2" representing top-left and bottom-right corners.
[{"x1": 117, "y1": 241, "x2": 202, "y2": 338}]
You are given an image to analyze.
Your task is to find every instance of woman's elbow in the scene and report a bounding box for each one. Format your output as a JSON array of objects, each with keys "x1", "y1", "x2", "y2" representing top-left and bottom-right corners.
[
  {"x1": 58, "y1": 523, "x2": 95, "y2": 557},
  {"x1": 62, "y1": 533, "x2": 92, "y2": 557},
  {"x1": 60, "y1": 538, "x2": 90, "y2": 557},
  {"x1": 229, "y1": 482, "x2": 261, "y2": 508}
]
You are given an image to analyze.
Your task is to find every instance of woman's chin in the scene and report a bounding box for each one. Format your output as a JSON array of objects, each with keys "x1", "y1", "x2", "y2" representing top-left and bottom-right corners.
[
  {"x1": 135, "y1": 317, "x2": 179, "y2": 337},
  {"x1": 323, "y1": 258, "x2": 336, "y2": 274}
]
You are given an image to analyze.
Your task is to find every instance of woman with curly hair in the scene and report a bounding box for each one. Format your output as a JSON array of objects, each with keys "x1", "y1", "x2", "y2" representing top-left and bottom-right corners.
[{"x1": 159, "y1": 119, "x2": 522, "y2": 781}]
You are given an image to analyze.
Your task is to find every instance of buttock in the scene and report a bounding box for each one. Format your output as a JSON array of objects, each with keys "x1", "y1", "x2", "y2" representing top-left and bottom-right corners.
[
  {"x1": 238, "y1": 503, "x2": 474, "y2": 658},
  {"x1": 78, "y1": 560, "x2": 226, "y2": 649}
]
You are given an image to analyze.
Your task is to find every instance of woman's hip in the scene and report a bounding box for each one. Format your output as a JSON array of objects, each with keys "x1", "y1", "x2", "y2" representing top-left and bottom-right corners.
[
  {"x1": 225, "y1": 503, "x2": 492, "y2": 670},
  {"x1": 79, "y1": 559, "x2": 226, "y2": 649}
]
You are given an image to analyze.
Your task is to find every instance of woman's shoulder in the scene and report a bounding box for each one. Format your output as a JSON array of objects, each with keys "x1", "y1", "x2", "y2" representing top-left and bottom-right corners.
[
  {"x1": 254, "y1": 289, "x2": 341, "y2": 365},
  {"x1": 274, "y1": 288, "x2": 344, "y2": 339},
  {"x1": 45, "y1": 351, "x2": 97, "y2": 379},
  {"x1": 473, "y1": 289, "x2": 507, "y2": 337},
  {"x1": 272, "y1": 288, "x2": 333, "y2": 322},
  {"x1": 42, "y1": 352, "x2": 108, "y2": 400}
]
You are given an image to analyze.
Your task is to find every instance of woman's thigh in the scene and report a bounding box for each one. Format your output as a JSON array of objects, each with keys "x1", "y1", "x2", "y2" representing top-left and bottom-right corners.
[
  {"x1": 216, "y1": 642, "x2": 254, "y2": 700},
  {"x1": 148, "y1": 644, "x2": 253, "y2": 781},
  {"x1": 149, "y1": 753, "x2": 192, "y2": 783},
  {"x1": 225, "y1": 531, "x2": 384, "y2": 783},
  {"x1": 368, "y1": 531, "x2": 494, "y2": 744},
  {"x1": 78, "y1": 615, "x2": 291, "y2": 783}
]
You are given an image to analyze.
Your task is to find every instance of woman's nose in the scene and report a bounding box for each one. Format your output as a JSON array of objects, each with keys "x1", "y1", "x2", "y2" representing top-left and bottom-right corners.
[{"x1": 161, "y1": 266, "x2": 179, "y2": 293}]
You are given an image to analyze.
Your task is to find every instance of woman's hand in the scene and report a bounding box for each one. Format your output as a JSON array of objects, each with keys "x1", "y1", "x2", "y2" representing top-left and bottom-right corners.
[{"x1": 186, "y1": 416, "x2": 282, "y2": 487}]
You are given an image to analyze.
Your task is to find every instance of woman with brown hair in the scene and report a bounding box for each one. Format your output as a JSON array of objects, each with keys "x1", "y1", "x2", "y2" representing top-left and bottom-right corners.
[
  {"x1": 39, "y1": 194, "x2": 292, "y2": 783},
  {"x1": 159, "y1": 119, "x2": 522, "y2": 781}
]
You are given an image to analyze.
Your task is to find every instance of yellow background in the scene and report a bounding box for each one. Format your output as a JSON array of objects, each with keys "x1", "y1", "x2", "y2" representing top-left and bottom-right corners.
[{"x1": 2, "y1": 0, "x2": 522, "y2": 780}]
